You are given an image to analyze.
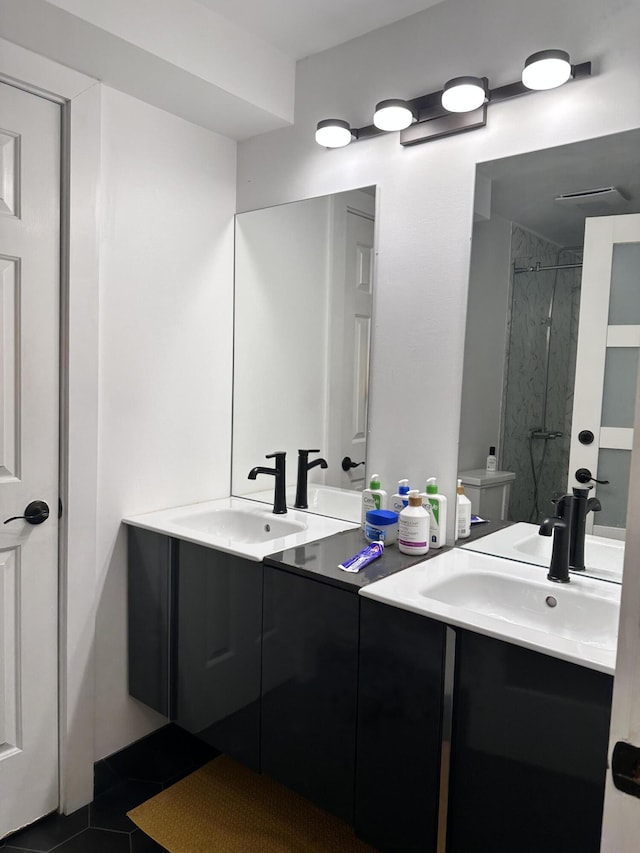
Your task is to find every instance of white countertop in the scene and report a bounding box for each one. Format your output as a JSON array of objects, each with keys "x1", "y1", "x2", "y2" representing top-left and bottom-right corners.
[{"x1": 123, "y1": 496, "x2": 358, "y2": 561}]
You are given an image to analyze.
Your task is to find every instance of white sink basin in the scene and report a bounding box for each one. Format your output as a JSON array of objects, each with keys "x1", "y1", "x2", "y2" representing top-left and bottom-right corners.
[
  {"x1": 461, "y1": 522, "x2": 625, "y2": 583},
  {"x1": 171, "y1": 506, "x2": 306, "y2": 543},
  {"x1": 123, "y1": 497, "x2": 358, "y2": 561},
  {"x1": 360, "y1": 549, "x2": 620, "y2": 674}
]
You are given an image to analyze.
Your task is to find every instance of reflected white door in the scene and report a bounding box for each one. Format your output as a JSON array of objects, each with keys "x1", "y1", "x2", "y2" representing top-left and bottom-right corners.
[
  {"x1": 0, "y1": 82, "x2": 60, "y2": 836},
  {"x1": 340, "y1": 210, "x2": 374, "y2": 491},
  {"x1": 568, "y1": 214, "x2": 640, "y2": 537}
]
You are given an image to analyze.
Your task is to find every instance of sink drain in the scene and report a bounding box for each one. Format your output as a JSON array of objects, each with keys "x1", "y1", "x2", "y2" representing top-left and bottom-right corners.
[
  {"x1": 545, "y1": 595, "x2": 558, "y2": 608},
  {"x1": 264, "y1": 523, "x2": 271, "y2": 533}
]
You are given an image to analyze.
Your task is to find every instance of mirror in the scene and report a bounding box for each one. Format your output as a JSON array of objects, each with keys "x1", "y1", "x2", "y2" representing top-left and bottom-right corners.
[
  {"x1": 231, "y1": 187, "x2": 376, "y2": 521},
  {"x1": 458, "y1": 128, "x2": 640, "y2": 582}
]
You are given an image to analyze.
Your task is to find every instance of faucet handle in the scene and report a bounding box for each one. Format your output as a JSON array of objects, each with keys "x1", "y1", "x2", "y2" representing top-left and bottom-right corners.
[
  {"x1": 265, "y1": 451, "x2": 286, "y2": 460},
  {"x1": 575, "y1": 467, "x2": 610, "y2": 485},
  {"x1": 298, "y1": 448, "x2": 320, "y2": 454}
]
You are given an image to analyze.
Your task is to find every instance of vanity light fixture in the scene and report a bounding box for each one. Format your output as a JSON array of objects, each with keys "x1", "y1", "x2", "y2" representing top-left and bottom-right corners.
[
  {"x1": 373, "y1": 99, "x2": 415, "y2": 131},
  {"x1": 315, "y1": 49, "x2": 591, "y2": 149}
]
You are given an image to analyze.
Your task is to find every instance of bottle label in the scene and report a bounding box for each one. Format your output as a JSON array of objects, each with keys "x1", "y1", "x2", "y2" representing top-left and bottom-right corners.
[
  {"x1": 399, "y1": 516, "x2": 428, "y2": 548},
  {"x1": 428, "y1": 498, "x2": 440, "y2": 543},
  {"x1": 364, "y1": 523, "x2": 386, "y2": 542}
]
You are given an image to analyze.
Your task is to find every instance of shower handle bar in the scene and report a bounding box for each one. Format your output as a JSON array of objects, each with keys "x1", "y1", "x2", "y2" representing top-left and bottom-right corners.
[{"x1": 514, "y1": 261, "x2": 583, "y2": 274}]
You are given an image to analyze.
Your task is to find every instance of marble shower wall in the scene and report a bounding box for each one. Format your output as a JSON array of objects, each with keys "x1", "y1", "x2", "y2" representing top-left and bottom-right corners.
[{"x1": 502, "y1": 225, "x2": 582, "y2": 523}]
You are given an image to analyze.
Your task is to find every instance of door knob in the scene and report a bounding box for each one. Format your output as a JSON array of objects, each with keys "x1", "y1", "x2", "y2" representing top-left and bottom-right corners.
[
  {"x1": 341, "y1": 456, "x2": 365, "y2": 472},
  {"x1": 4, "y1": 500, "x2": 50, "y2": 525},
  {"x1": 575, "y1": 468, "x2": 610, "y2": 486}
]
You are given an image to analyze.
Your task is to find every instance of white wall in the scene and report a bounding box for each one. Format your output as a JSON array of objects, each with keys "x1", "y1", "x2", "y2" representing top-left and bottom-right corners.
[
  {"x1": 458, "y1": 216, "x2": 512, "y2": 472},
  {"x1": 236, "y1": 0, "x2": 640, "y2": 536},
  {"x1": 94, "y1": 87, "x2": 236, "y2": 759}
]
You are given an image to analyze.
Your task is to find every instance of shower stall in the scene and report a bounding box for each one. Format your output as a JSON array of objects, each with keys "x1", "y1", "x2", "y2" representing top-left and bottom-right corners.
[{"x1": 500, "y1": 225, "x2": 583, "y2": 523}]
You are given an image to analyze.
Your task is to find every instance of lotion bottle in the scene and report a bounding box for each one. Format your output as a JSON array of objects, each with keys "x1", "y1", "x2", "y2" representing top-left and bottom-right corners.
[
  {"x1": 486, "y1": 446, "x2": 497, "y2": 472},
  {"x1": 422, "y1": 477, "x2": 447, "y2": 549},
  {"x1": 391, "y1": 479, "x2": 410, "y2": 514},
  {"x1": 399, "y1": 490, "x2": 429, "y2": 556},
  {"x1": 361, "y1": 474, "x2": 387, "y2": 527},
  {"x1": 456, "y1": 479, "x2": 472, "y2": 539}
]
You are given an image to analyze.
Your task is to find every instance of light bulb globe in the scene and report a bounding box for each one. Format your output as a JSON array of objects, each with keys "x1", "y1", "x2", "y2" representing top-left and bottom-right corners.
[
  {"x1": 522, "y1": 49, "x2": 572, "y2": 90},
  {"x1": 441, "y1": 77, "x2": 486, "y2": 113},
  {"x1": 315, "y1": 119, "x2": 352, "y2": 148},
  {"x1": 373, "y1": 99, "x2": 414, "y2": 131}
]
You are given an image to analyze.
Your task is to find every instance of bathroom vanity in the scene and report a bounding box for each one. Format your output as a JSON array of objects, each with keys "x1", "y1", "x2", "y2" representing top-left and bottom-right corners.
[{"x1": 126, "y1": 502, "x2": 618, "y2": 853}]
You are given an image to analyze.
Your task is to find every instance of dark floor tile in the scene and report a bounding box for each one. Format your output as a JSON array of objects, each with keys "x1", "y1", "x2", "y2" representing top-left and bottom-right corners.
[
  {"x1": 95, "y1": 758, "x2": 124, "y2": 799},
  {"x1": 130, "y1": 830, "x2": 168, "y2": 852},
  {"x1": 43, "y1": 828, "x2": 129, "y2": 853},
  {"x1": 1, "y1": 808, "x2": 89, "y2": 852},
  {"x1": 104, "y1": 724, "x2": 217, "y2": 786},
  {"x1": 90, "y1": 781, "x2": 162, "y2": 833}
]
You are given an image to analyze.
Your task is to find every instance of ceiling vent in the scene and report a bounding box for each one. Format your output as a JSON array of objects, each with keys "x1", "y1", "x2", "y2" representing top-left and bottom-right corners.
[{"x1": 554, "y1": 186, "x2": 630, "y2": 212}]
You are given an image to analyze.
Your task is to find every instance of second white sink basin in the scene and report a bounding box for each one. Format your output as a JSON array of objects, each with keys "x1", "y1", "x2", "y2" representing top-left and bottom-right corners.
[
  {"x1": 360, "y1": 548, "x2": 620, "y2": 674},
  {"x1": 461, "y1": 522, "x2": 625, "y2": 583}
]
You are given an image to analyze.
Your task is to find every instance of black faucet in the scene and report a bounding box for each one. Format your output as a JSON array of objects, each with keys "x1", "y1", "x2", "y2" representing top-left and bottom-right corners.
[
  {"x1": 248, "y1": 452, "x2": 287, "y2": 514},
  {"x1": 294, "y1": 449, "x2": 328, "y2": 509},
  {"x1": 569, "y1": 486, "x2": 602, "y2": 571},
  {"x1": 539, "y1": 493, "x2": 576, "y2": 583}
]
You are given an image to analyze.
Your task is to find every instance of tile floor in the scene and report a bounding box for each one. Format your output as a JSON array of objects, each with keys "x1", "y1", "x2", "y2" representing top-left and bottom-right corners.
[{"x1": 0, "y1": 725, "x2": 218, "y2": 853}]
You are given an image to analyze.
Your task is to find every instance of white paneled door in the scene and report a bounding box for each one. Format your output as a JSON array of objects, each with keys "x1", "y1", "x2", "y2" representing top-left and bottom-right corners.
[
  {"x1": 0, "y1": 81, "x2": 60, "y2": 837},
  {"x1": 568, "y1": 214, "x2": 640, "y2": 538}
]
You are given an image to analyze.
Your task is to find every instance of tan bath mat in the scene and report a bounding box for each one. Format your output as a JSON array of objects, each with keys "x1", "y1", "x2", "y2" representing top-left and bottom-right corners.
[{"x1": 127, "y1": 755, "x2": 377, "y2": 852}]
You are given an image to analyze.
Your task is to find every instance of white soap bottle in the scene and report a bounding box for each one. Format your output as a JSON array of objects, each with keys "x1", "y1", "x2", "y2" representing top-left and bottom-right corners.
[
  {"x1": 486, "y1": 446, "x2": 497, "y2": 472},
  {"x1": 422, "y1": 477, "x2": 447, "y2": 549},
  {"x1": 399, "y1": 490, "x2": 429, "y2": 556},
  {"x1": 361, "y1": 474, "x2": 388, "y2": 527},
  {"x1": 456, "y1": 478, "x2": 472, "y2": 539},
  {"x1": 391, "y1": 479, "x2": 410, "y2": 514}
]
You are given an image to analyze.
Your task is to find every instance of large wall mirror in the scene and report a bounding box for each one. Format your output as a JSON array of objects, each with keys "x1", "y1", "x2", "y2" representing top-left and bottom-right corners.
[
  {"x1": 458, "y1": 128, "x2": 640, "y2": 582},
  {"x1": 231, "y1": 187, "x2": 376, "y2": 520}
]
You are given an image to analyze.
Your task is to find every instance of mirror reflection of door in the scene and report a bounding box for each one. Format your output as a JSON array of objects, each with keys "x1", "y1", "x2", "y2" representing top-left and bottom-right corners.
[
  {"x1": 568, "y1": 214, "x2": 640, "y2": 537},
  {"x1": 326, "y1": 200, "x2": 374, "y2": 492},
  {"x1": 459, "y1": 129, "x2": 640, "y2": 536}
]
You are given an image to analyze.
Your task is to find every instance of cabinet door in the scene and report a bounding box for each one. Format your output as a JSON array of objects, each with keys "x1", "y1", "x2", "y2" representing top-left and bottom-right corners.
[
  {"x1": 175, "y1": 542, "x2": 262, "y2": 771},
  {"x1": 448, "y1": 630, "x2": 613, "y2": 853},
  {"x1": 261, "y1": 566, "x2": 359, "y2": 823},
  {"x1": 128, "y1": 527, "x2": 175, "y2": 716},
  {"x1": 356, "y1": 598, "x2": 446, "y2": 853}
]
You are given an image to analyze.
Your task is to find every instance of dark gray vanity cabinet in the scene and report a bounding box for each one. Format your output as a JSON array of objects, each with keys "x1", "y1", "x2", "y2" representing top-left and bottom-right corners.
[
  {"x1": 128, "y1": 527, "x2": 175, "y2": 717},
  {"x1": 447, "y1": 630, "x2": 613, "y2": 853},
  {"x1": 127, "y1": 527, "x2": 262, "y2": 771},
  {"x1": 355, "y1": 597, "x2": 446, "y2": 853},
  {"x1": 261, "y1": 564, "x2": 359, "y2": 823}
]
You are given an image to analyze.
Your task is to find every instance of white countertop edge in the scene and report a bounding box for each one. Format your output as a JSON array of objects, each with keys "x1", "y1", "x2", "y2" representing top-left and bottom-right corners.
[{"x1": 122, "y1": 496, "x2": 358, "y2": 561}]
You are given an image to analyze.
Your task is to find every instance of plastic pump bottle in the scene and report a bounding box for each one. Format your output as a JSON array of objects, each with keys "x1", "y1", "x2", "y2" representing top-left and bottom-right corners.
[
  {"x1": 422, "y1": 477, "x2": 447, "y2": 549},
  {"x1": 361, "y1": 474, "x2": 388, "y2": 527},
  {"x1": 391, "y1": 479, "x2": 411, "y2": 514},
  {"x1": 399, "y1": 490, "x2": 429, "y2": 556},
  {"x1": 456, "y1": 479, "x2": 472, "y2": 539}
]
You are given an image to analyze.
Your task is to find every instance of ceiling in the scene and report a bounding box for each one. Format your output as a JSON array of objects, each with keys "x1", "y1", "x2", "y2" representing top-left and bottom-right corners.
[
  {"x1": 480, "y1": 128, "x2": 640, "y2": 247},
  {"x1": 193, "y1": 0, "x2": 446, "y2": 59}
]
